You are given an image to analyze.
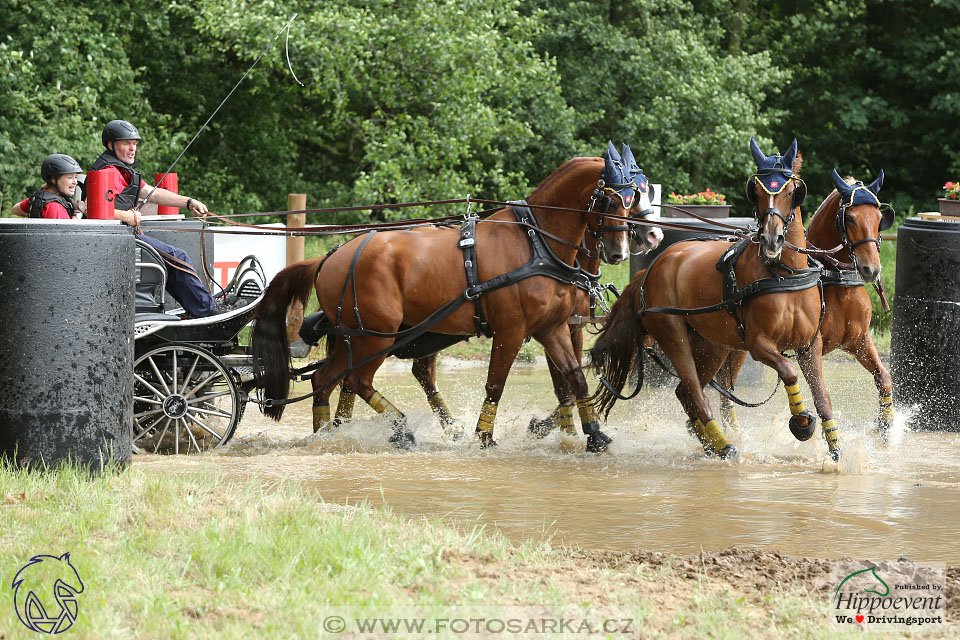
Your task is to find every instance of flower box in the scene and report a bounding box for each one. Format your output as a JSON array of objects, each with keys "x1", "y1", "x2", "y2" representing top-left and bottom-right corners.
[
  {"x1": 938, "y1": 198, "x2": 960, "y2": 219},
  {"x1": 662, "y1": 204, "x2": 732, "y2": 219}
]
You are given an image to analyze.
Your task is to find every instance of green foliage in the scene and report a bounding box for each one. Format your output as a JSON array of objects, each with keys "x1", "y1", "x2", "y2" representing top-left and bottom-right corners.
[{"x1": 1, "y1": 0, "x2": 956, "y2": 223}]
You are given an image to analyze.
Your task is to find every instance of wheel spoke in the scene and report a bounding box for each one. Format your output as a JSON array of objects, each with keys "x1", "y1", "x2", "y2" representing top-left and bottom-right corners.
[
  {"x1": 133, "y1": 414, "x2": 166, "y2": 443},
  {"x1": 134, "y1": 396, "x2": 163, "y2": 407},
  {"x1": 133, "y1": 407, "x2": 164, "y2": 420},
  {"x1": 171, "y1": 350, "x2": 179, "y2": 394},
  {"x1": 191, "y1": 390, "x2": 234, "y2": 403},
  {"x1": 185, "y1": 372, "x2": 220, "y2": 399},
  {"x1": 182, "y1": 353, "x2": 201, "y2": 395},
  {"x1": 153, "y1": 418, "x2": 172, "y2": 454},
  {"x1": 186, "y1": 411, "x2": 224, "y2": 441},
  {"x1": 181, "y1": 418, "x2": 203, "y2": 453},
  {"x1": 134, "y1": 374, "x2": 167, "y2": 403},
  {"x1": 189, "y1": 405, "x2": 234, "y2": 420},
  {"x1": 147, "y1": 356, "x2": 171, "y2": 395}
]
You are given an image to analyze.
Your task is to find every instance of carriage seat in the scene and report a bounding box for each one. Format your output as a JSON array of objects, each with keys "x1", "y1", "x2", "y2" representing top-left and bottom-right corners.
[{"x1": 135, "y1": 239, "x2": 168, "y2": 314}]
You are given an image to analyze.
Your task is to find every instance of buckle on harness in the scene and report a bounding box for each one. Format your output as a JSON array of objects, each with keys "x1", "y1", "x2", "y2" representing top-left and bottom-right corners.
[{"x1": 464, "y1": 286, "x2": 480, "y2": 300}]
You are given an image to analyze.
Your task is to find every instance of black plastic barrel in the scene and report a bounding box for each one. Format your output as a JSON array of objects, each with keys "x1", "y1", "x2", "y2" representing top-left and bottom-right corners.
[
  {"x1": 630, "y1": 217, "x2": 765, "y2": 387},
  {"x1": 891, "y1": 217, "x2": 960, "y2": 430},
  {"x1": 0, "y1": 220, "x2": 134, "y2": 470},
  {"x1": 141, "y1": 217, "x2": 214, "y2": 312}
]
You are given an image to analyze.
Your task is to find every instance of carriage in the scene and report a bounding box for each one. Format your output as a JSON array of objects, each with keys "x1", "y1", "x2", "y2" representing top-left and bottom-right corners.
[{"x1": 131, "y1": 239, "x2": 266, "y2": 454}]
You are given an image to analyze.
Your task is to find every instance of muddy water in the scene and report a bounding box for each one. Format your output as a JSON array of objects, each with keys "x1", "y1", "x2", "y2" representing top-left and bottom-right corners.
[{"x1": 139, "y1": 357, "x2": 960, "y2": 564}]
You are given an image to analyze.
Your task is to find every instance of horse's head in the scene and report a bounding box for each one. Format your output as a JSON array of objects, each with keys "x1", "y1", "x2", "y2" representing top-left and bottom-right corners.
[
  {"x1": 831, "y1": 168, "x2": 888, "y2": 283},
  {"x1": 746, "y1": 137, "x2": 806, "y2": 260},
  {"x1": 588, "y1": 142, "x2": 662, "y2": 264}
]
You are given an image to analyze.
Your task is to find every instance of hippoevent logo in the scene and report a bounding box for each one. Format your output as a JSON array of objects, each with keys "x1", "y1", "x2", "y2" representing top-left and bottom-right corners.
[
  {"x1": 11, "y1": 553, "x2": 84, "y2": 634},
  {"x1": 831, "y1": 561, "x2": 945, "y2": 632}
]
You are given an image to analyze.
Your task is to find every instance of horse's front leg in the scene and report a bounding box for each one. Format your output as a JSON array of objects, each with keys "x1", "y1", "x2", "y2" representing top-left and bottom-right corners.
[
  {"x1": 750, "y1": 334, "x2": 837, "y2": 459},
  {"x1": 476, "y1": 331, "x2": 526, "y2": 448},
  {"x1": 847, "y1": 333, "x2": 894, "y2": 441},
  {"x1": 797, "y1": 334, "x2": 842, "y2": 461},
  {"x1": 412, "y1": 355, "x2": 463, "y2": 440},
  {"x1": 536, "y1": 324, "x2": 612, "y2": 452}
]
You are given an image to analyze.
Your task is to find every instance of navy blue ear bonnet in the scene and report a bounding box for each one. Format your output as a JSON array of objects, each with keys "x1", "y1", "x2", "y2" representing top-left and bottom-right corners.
[
  {"x1": 750, "y1": 137, "x2": 798, "y2": 195},
  {"x1": 832, "y1": 168, "x2": 892, "y2": 231},
  {"x1": 602, "y1": 141, "x2": 652, "y2": 209},
  {"x1": 832, "y1": 168, "x2": 884, "y2": 208}
]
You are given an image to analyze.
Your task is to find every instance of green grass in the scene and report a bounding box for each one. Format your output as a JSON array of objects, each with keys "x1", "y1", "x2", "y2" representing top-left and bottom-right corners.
[{"x1": 0, "y1": 463, "x2": 847, "y2": 639}]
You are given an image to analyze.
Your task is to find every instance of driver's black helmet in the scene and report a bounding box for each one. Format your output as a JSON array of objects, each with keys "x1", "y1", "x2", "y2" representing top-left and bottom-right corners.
[
  {"x1": 101, "y1": 120, "x2": 141, "y2": 148},
  {"x1": 41, "y1": 154, "x2": 83, "y2": 183}
]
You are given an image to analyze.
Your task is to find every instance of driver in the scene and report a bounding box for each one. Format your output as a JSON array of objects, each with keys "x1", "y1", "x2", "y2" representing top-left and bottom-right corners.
[{"x1": 88, "y1": 119, "x2": 226, "y2": 318}]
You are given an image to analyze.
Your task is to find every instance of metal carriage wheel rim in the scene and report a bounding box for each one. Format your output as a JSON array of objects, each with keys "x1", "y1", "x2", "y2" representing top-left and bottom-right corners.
[{"x1": 132, "y1": 342, "x2": 242, "y2": 455}]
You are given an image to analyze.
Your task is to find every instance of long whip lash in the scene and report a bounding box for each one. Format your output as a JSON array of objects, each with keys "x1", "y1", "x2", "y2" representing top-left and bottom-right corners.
[{"x1": 137, "y1": 13, "x2": 302, "y2": 211}]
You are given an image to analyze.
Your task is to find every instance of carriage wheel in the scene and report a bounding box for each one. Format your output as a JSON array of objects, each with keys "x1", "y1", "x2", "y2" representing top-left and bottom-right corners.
[{"x1": 133, "y1": 343, "x2": 242, "y2": 455}]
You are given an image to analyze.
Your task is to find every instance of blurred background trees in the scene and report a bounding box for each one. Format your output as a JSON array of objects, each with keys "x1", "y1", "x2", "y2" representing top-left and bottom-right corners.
[{"x1": 2, "y1": 0, "x2": 955, "y2": 221}]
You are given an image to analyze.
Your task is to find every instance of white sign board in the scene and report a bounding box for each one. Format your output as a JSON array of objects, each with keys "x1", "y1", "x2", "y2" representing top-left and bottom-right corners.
[{"x1": 213, "y1": 223, "x2": 287, "y2": 288}]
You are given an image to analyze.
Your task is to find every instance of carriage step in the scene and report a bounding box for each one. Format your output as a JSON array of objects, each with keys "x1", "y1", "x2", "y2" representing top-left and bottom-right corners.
[
  {"x1": 233, "y1": 366, "x2": 256, "y2": 383},
  {"x1": 238, "y1": 280, "x2": 263, "y2": 300}
]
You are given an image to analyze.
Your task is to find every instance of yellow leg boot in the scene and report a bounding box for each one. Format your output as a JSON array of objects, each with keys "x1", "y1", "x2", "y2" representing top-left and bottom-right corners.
[
  {"x1": 877, "y1": 394, "x2": 894, "y2": 441},
  {"x1": 313, "y1": 402, "x2": 332, "y2": 434},
  {"x1": 528, "y1": 402, "x2": 575, "y2": 438},
  {"x1": 690, "y1": 418, "x2": 737, "y2": 459},
  {"x1": 476, "y1": 400, "x2": 498, "y2": 448},
  {"x1": 785, "y1": 381, "x2": 817, "y2": 441},
  {"x1": 577, "y1": 396, "x2": 612, "y2": 452},
  {"x1": 720, "y1": 404, "x2": 739, "y2": 431},
  {"x1": 822, "y1": 418, "x2": 842, "y2": 461},
  {"x1": 333, "y1": 388, "x2": 356, "y2": 427},
  {"x1": 367, "y1": 391, "x2": 414, "y2": 449}
]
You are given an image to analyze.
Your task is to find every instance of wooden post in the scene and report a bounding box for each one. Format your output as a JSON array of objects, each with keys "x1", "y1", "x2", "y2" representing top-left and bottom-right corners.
[{"x1": 286, "y1": 194, "x2": 307, "y2": 346}]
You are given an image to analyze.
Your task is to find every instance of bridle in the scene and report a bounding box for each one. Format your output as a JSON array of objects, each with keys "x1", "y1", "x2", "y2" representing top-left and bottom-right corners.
[
  {"x1": 585, "y1": 178, "x2": 654, "y2": 251},
  {"x1": 833, "y1": 185, "x2": 893, "y2": 272}
]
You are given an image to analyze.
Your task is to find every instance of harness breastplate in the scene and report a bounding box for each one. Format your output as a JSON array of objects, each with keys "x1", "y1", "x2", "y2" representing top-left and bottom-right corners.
[
  {"x1": 90, "y1": 152, "x2": 142, "y2": 209},
  {"x1": 28, "y1": 187, "x2": 76, "y2": 218}
]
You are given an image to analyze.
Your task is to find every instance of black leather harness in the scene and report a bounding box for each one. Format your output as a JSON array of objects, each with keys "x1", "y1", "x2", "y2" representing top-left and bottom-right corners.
[
  {"x1": 289, "y1": 200, "x2": 585, "y2": 399},
  {"x1": 638, "y1": 235, "x2": 825, "y2": 347}
]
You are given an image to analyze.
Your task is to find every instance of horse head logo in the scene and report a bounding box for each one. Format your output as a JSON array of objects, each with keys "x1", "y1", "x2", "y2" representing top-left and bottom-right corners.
[
  {"x1": 835, "y1": 566, "x2": 890, "y2": 601},
  {"x1": 12, "y1": 553, "x2": 84, "y2": 634}
]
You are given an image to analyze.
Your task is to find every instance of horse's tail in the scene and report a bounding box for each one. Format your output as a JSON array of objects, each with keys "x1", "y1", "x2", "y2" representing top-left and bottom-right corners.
[
  {"x1": 589, "y1": 270, "x2": 646, "y2": 419},
  {"x1": 252, "y1": 257, "x2": 326, "y2": 421}
]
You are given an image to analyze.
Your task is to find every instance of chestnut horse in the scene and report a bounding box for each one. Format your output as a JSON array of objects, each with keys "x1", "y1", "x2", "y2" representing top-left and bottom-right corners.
[
  {"x1": 326, "y1": 149, "x2": 664, "y2": 437},
  {"x1": 716, "y1": 169, "x2": 892, "y2": 437},
  {"x1": 591, "y1": 138, "x2": 845, "y2": 461},
  {"x1": 253, "y1": 151, "x2": 645, "y2": 452}
]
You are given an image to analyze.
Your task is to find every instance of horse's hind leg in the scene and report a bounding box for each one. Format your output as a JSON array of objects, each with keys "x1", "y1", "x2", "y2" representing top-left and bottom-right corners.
[
  {"x1": 412, "y1": 355, "x2": 464, "y2": 440},
  {"x1": 536, "y1": 325, "x2": 612, "y2": 453},
  {"x1": 529, "y1": 329, "x2": 579, "y2": 438},
  {"x1": 716, "y1": 351, "x2": 748, "y2": 431},
  {"x1": 653, "y1": 322, "x2": 737, "y2": 459},
  {"x1": 341, "y1": 337, "x2": 416, "y2": 450},
  {"x1": 311, "y1": 342, "x2": 350, "y2": 433},
  {"x1": 848, "y1": 333, "x2": 894, "y2": 441}
]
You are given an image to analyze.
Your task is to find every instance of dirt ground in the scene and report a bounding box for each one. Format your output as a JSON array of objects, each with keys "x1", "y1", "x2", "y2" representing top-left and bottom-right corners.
[{"x1": 442, "y1": 546, "x2": 959, "y2": 637}]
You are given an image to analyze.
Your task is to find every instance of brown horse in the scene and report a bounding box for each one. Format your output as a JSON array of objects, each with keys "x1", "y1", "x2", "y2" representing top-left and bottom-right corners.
[
  {"x1": 591, "y1": 138, "x2": 845, "y2": 461},
  {"x1": 323, "y1": 146, "x2": 663, "y2": 436},
  {"x1": 716, "y1": 169, "x2": 892, "y2": 437},
  {"x1": 253, "y1": 151, "x2": 644, "y2": 452}
]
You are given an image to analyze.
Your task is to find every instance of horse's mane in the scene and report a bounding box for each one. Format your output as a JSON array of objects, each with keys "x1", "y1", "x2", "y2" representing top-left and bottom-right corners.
[
  {"x1": 527, "y1": 156, "x2": 601, "y2": 202},
  {"x1": 808, "y1": 176, "x2": 856, "y2": 228}
]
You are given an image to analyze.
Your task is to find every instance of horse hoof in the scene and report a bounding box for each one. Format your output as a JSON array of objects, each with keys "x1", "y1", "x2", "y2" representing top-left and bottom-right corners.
[
  {"x1": 717, "y1": 444, "x2": 738, "y2": 460},
  {"x1": 388, "y1": 429, "x2": 416, "y2": 450},
  {"x1": 789, "y1": 411, "x2": 817, "y2": 442},
  {"x1": 476, "y1": 431, "x2": 498, "y2": 449},
  {"x1": 586, "y1": 431, "x2": 612, "y2": 453},
  {"x1": 528, "y1": 416, "x2": 556, "y2": 439}
]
